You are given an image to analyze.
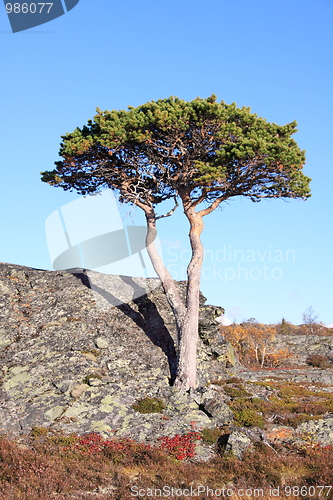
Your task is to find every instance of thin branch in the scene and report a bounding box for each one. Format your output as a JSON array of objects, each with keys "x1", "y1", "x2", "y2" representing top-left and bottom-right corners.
[
  {"x1": 197, "y1": 194, "x2": 227, "y2": 216},
  {"x1": 156, "y1": 196, "x2": 179, "y2": 220}
]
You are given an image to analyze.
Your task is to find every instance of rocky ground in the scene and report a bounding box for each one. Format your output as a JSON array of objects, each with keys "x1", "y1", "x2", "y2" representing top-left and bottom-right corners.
[{"x1": 1, "y1": 262, "x2": 333, "y2": 460}]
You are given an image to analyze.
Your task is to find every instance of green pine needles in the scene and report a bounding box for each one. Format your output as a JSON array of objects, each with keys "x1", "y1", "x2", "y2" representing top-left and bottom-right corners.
[{"x1": 41, "y1": 95, "x2": 311, "y2": 207}]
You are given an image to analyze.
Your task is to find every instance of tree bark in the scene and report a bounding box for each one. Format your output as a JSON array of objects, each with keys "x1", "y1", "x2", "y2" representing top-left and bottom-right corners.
[
  {"x1": 145, "y1": 206, "x2": 204, "y2": 391},
  {"x1": 144, "y1": 212, "x2": 186, "y2": 337},
  {"x1": 174, "y1": 206, "x2": 205, "y2": 390}
]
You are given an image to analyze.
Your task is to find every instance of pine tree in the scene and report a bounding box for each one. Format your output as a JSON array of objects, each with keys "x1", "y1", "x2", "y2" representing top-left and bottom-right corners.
[{"x1": 41, "y1": 95, "x2": 311, "y2": 390}]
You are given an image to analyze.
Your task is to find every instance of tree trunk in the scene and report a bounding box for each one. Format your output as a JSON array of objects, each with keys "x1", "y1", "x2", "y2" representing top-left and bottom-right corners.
[
  {"x1": 144, "y1": 212, "x2": 186, "y2": 336},
  {"x1": 255, "y1": 346, "x2": 260, "y2": 365},
  {"x1": 174, "y1": 208, "x2": 204, "y2": 390},
  {"x1": 145, "y1": 207, "x2": 204, "y2": 391}
]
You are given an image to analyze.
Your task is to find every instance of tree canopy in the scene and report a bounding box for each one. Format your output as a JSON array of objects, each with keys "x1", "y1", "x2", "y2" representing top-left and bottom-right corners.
[{"x1": 41, "y1": 95, "x2": 311, "y2": 214}]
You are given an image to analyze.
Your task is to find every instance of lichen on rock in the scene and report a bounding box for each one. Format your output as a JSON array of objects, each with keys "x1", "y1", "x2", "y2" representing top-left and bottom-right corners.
[{"x1": 0, "y1": 263, "x2": 231, "y2": 444}]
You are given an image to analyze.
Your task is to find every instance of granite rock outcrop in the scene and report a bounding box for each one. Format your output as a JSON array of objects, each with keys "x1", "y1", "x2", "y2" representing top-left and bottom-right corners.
[
  {"x1": 0, "y1": 263, "x2": 233, "y2": 442},
  {"x1": 2, "y1": 262, "x2": 333, "y2": 458}
]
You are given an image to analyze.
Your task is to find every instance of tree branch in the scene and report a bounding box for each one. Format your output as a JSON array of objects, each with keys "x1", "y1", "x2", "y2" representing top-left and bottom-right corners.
[{"x1": 155, "y1": 197, "x2": 179, "y2": 220}]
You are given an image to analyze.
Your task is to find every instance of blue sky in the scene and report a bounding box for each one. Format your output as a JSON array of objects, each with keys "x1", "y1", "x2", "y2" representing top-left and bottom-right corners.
[{"x1": 1, "y1": 0, "x2": 332, "y2": 326}]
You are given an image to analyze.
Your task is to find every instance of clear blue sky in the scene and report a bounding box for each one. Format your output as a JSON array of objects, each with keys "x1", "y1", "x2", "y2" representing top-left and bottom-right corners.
[{"x1": 1, "y1": 0, "x2": 332, "y2": 326}]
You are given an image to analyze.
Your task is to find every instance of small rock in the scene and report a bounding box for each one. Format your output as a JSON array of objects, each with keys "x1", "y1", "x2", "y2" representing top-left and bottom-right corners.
[
  {"x1": 95, "y1": 337, "x2": 109, "y2": 349},
  {"x1": 221, "y1": 430, "x2": 253, "y2": 458},
  {"x1": 45, "y1": 405, "x2": 66, "y2": 422},
  {"x1": 296, "y1": 417, "x2": 333, "y2": 444},
  {"x1": 87, "y1": 378, "x2": 103, "y2": 387},
  {"x1": 193, "y1": 442, "x2": 216, "y2": 462},
  {"x1": 97, "y1": 485, "x2": 117, "y2": 495},
  {"x1": 71, "y1": 384, "x2": 89, "y2": 398},
  {"x1": 82, "y1": 352, "x2": 97, "y2": 361},
  {"x1": 53, "y1": 379, "x2": 74, "y2": 393},
  {"x1": 201, "y1": 393, "x2": 234, "y2": 426}
]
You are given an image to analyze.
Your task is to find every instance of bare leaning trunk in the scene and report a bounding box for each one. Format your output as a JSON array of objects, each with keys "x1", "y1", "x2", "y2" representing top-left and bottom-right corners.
[{"x1": 145, "y1": 212, "x2": 186, "y2": 336}]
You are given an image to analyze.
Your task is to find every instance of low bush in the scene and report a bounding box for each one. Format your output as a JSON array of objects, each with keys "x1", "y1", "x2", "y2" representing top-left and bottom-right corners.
[
  {"x1": 282, "y1": 413, "x2": 320, "y2": 428},
  {"x1": 225, "y1": 377, "x2": 244, "y2": 384},
  {"x1": 30, "y1": 427, "x2": 49, "y2": 437},
  {"x1": 228, "y1": 398, "x2": 266, "y2": 428},
  {"x1": 306, "y1": 354, "x2": 330, "y2": 369},
  {"x1": 157, "y1": 432, "x2": 201, "y2": 460},
  {"x1": 201, "y1": 427, "x2": 226, "y2": 445},
  {"x1": 245, "y1": 381, "x2": 333, "y2": 427},
  {"x1": 132, "y1": 397, "x2": 166, "y2": 414},
  {"x1": 223, "y1": 384, "x2": 251, "y2": 398},
  {"x1": 234, "y1": 409, "x2": 265, "y2": 428}
]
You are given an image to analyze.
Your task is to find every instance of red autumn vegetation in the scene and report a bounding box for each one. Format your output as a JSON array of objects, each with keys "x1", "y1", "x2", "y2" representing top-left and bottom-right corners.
[{"x1": 1, "y1": 429, "x2": 333, "y2": 499}]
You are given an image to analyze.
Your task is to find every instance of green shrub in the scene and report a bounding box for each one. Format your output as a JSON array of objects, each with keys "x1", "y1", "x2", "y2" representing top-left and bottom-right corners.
[
  {"x1": 46, "y1": 432, "x2": 79, "y2": 447},
  {"x1": 132, "y1": 397, "x2": 166, "y2": 414},
  {"x1": 224, "y1": 385, "x2": 251, "y2": 398},
  {"x1": 31, "y1": 427, "x2": 49, "y2": 437},
  {"x1": 201, "y1": 427, "x2": 225, "y2": 445},
  {"x1": 229, "y1": 398, "x2": 266, "y2": 428},
  {"x1": 233, "y1": 409, "x2": 265, "y2": 428}
]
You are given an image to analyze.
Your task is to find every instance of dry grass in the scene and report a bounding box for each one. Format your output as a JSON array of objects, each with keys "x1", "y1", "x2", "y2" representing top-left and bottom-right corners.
[{"x1": 1, "y1": 429, "x2": 333, "y2": 499}]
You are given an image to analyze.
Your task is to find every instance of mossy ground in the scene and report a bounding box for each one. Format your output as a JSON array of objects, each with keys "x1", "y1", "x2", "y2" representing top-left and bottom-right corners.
[
  {"x1": 250, "y1": 380, "x2": 333, "y2": 427},
  {"x1": 208, "y1": 378, "x2": 333, "y2": 429},
  {"x1": 131, "y1": 397, "x2": 166, "y2": 414}
]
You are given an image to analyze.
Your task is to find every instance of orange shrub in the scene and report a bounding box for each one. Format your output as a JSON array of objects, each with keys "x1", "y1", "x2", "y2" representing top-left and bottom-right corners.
[{"x1": 221, "y1": 320, "x2": 292, "y2": 368}]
